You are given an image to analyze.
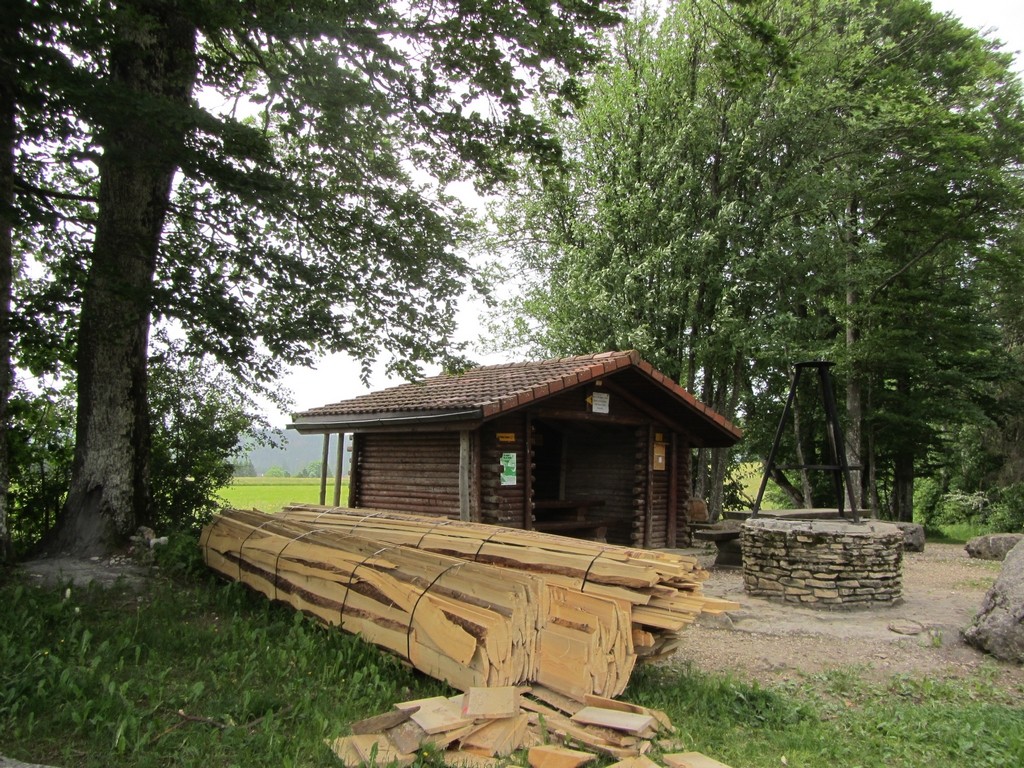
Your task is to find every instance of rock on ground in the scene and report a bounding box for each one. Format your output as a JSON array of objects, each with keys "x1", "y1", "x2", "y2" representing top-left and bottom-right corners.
[
  {"x1": 963, "y1": 539, "x2": 1024, "y2": 663},
  {"x1": 894, "y1": 522, "x2": 925, "y2": 552},
  {"x1": 965, "y1": 533, "x2": 1024, "y2": 561},
  {"x1": 1, "y1": 757, "x2": 61, "y2": 768}
]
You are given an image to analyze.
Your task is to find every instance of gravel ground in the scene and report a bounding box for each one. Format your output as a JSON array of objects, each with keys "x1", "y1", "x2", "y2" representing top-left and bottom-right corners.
[{"x1": 664, "y1": 541, "x2": 1024, "y2": 695}]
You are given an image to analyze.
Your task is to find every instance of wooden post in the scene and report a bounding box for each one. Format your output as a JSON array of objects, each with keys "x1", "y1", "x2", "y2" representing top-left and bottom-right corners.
[
  {"x1": 348, "y1": 434, "x2": 360, "y2": 508},
  {"x1": 459, "y1": 430, "x2": 471, "y2": 521},
  {"x1": 472, "y1": 430, "x2": 482, "y2": 522},
  {"x1": 333, "y1": 432, "x2": 345, "y2": 506},
  {"x1": 644, "y1": 425, "x2": 654, "y2": 549},
  {"x1": 319, "y1": 433, "x2": 330, "y2": 505},
  {"x1": 524, "y1": 413, "x2": 533, "y2": 530},
  {"x1": 667, "y1": 432, "x2": 678, "y2": 547}
]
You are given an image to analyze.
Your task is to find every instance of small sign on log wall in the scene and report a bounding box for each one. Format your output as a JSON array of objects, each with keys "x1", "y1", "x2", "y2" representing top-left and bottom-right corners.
[
  {"x1": 500, "y1": 452, "x2": 518, "y2": 486},
  {"x1": 653, "y1": 443, "x2": 667, "y2": 471}
]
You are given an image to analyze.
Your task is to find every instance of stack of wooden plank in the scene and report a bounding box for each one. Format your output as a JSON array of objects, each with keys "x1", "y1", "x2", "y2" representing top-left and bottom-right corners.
[
  {"x1": 275, "y1": 504, "x2": 738, "y2": 661},
  {"x1": 327, "y1": 686, "x2": 735, "y2": 768},
  {"x1": 201, "y1": 509, "x2": 634, "y2": 697}
]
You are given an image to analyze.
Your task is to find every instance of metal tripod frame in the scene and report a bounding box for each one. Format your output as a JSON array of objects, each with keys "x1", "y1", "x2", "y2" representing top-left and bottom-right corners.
[{"x1": 751, "y1": 361, "x2": 860, "y2": 522}]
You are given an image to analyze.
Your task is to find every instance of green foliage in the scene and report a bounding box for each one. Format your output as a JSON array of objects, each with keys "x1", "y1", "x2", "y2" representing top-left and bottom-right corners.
[
  {"x1": 147, "y1": 341, "x2": 269, "y2": 536},
  {"x1": 913, "y1": 476, "x2": 946, "y2": 535},
  {"x1": 7, "y1": 0, "x2": 625, "y2": 553},
  {"x1": 985, "y1": 482, "x2": 1024, "y2": 533},
  {"x1": 263, "y1": 466, "x2": 290, "y2": 479},
  {"x1": 915, "y1": 477, "x2": 1024, "y2": 535},
  {"x1": 490, "y1": 0, "x2": 1024, "y2": 519},
  {"x1": 626, "y1": 663, "x2": 813, "y2": 731},
  {"x1": 4, "y1": 384, "x2": 75, "y2": 555},
  {"x1": 0, "y1": 565, "x2": 449, "y2": 766},
  {"x1": 13, "y1": 0, "x2": 625, "y2": 386},
  {"x1": 5, "y1": 344, "x2": 267, "y2": 550},
  {"x1": 296, "y1": 460, "x2": 323, "y2": 479},
  {"x1": 152, "y1": 532, "x2": 209, "y2": 581},
  {"x1": 231, "y1": 460, "x2": 257, "y2": 477}
]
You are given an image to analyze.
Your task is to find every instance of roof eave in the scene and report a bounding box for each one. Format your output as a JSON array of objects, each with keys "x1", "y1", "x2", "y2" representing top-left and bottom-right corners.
[{"x1": 288, "y1": 407, "x2": 483, "y2": 434}]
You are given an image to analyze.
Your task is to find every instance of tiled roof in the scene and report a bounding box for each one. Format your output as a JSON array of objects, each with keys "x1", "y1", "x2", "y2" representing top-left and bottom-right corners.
[{"x1": 291, "y1": 351, "x2": 742, "y2": 444}]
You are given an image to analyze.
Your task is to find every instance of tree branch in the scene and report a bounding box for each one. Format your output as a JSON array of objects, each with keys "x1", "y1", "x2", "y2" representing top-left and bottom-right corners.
[{"x1": 14, "y1": 176, "x2": 97, "y2": 205}]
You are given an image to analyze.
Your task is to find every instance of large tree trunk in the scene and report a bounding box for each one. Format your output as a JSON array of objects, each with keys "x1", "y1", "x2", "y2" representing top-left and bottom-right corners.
[
  {"x1": 51, "y1": 1, "x2": 197, "y2": 556},
  {"x1": 891, "y1": 451, "x2": 915, "y2": 522},
  {"x1": 889, "y1": 373, "x2": 915, "y2": 523},
  {"x1": 845, "y1": 244, "x2": 864, "y2": 514},
  {"x1": 845, "y1": 368, "x2": 863, "y2": 513},
  {"x1": 842, "y1": 199, "x2": 864, "y2": 514},
  {"x1": 0, "y1": 5, "x2": 17, "y2": 563},
  {"x1": 791, "y1": 397, "x2": 813, "y2": 507}
]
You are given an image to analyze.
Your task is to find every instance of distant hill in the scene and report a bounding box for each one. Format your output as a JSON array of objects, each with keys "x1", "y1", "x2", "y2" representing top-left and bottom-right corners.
[{"x1": 239, "y1": 429, "x2": 351, "y2": 477}]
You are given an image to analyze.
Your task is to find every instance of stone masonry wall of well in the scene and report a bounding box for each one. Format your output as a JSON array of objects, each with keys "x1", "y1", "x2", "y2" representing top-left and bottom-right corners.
[{"x1": 741, "y1": 519, "x2": 904, "y2": 608}]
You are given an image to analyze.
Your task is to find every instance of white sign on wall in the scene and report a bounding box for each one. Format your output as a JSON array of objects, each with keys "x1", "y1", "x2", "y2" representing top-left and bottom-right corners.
[{"x1": 500, "y1": 452, "x2": 517, "y2": 485}]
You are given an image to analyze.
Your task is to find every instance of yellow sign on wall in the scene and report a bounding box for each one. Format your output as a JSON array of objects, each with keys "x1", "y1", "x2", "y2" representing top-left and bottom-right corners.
[{"x1": 496, "y1": 432, "x2": 516, "y2": 443}]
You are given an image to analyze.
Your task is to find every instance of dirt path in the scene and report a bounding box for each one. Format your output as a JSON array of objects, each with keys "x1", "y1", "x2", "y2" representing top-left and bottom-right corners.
[{"x1": 667, "y1": 542, "x2": 1024, "y2": 694}]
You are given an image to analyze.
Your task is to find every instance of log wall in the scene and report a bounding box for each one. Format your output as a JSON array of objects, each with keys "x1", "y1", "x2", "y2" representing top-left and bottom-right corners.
[
  {"x1": 351, "y1": 431, "x2": 463, "y2": 517},
  {"x1": 480, "y1": 415, "x2": 529, "y2": 528},
  {"x1": 344, "y1": 380, "x2": 697, "y2": 547},
  {"x1": 647, "y1": 448, "x2": 670, "y2": 549}
]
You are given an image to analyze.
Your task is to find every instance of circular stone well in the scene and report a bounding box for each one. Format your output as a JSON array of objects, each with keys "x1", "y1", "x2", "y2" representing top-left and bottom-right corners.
[{"x1": 741, "y1": 518, "x2": 903, "y2": 608}]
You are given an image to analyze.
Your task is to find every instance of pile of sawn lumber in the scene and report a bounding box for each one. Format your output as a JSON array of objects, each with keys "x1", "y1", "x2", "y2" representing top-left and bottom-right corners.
[
  {"x1": 329, "y1": 685, "x2": 734, "y2": 768},
  {"x1": 201, "y1": 507, "x2": 737, "y2": 699}
]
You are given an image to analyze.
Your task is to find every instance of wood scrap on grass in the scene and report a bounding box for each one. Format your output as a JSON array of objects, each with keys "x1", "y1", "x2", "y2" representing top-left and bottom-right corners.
[{"x1": 325, "y1": 687, "x2": 735, "y2": 768}]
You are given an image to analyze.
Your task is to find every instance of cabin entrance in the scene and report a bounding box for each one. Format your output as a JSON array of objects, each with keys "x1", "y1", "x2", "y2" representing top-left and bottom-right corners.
[
  {"x1": 532, "y1": 419, "x2": 565, "y2": 502},
  {"x1": 530, "y1": 418, "x2": 638, "y2": 545}
]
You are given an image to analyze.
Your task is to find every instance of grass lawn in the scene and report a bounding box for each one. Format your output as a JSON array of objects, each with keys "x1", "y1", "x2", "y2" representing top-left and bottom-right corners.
[
  {"x1": 733, "y1": 461, "x2": 782, "y2": 511},
  {"x1": 218, "y1": 477, "x2": 349, "y2": 513},
  {"x1": 2, "y1": 537, "x2": 1022, "y2": 768}
]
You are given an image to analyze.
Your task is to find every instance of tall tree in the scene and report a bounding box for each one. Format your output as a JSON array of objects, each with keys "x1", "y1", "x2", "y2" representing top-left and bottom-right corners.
[
  {"x1": 12, "y1": 0, "x2": 621, "y2": 555},
  {"x1": 0, "y1": 0, "x2": 16, "y2": 562},
  {"x1": 491, "y1": 0, "x2": 1024, "y2": 518}
]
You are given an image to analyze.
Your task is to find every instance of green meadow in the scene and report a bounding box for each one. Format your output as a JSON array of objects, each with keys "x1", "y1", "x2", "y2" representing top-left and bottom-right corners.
[{"x1": 218, "y1": 477, "x2": 349, "y2": 513}]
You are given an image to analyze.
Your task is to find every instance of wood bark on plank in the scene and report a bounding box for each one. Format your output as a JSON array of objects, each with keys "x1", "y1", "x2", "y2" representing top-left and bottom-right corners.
[
  {"x1": 350, "y1": 707, "x2": 415, "y2": 735},
  {"x1": 275, "y1": 505, "x2": 726, "y2": 659},
  {"x1": 202, "y1": 509, "x2": 636, "y2": 698}
]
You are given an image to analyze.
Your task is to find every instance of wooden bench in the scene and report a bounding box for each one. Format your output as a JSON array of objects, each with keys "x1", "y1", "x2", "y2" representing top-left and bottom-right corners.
[
  {"x1": 532, "y1": 520, "x2": 608, "y2": 541},
  {"x1": 533, "y1": 499, "x2": 607, "y2": 542},
  {"x1": 692, "y1": 527, "x2": 743, "y2": 568}
]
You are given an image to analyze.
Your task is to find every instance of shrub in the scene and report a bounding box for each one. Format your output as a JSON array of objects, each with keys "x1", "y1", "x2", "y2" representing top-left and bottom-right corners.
[{"x1": 987, "y1": 482, "x2": 1024, "y2": 533}]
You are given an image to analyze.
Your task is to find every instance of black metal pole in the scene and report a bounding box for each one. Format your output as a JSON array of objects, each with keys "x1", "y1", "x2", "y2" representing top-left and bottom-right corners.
[{"x1": 751, "y1": 366, "x2": 803, "y2": 517}]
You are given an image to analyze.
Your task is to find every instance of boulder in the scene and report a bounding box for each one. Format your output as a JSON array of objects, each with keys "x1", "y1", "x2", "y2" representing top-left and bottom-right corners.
[
  {"x1": 963, "y1": 539, "x2": 1024, "y2": 663},
  {"x1": 893, "y1": 522, "x2": 925, "y2": 553},
  {"x1": 965, "y1": 533, "x2": 1024, "y2": 561}
]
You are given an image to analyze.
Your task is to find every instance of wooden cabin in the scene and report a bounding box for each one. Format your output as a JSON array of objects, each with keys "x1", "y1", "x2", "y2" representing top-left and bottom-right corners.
[{"x1": 288, "y1": 351, "x2": 741, "y2": 549}]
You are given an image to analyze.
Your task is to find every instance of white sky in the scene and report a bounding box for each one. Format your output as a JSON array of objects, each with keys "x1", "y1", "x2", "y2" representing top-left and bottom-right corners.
[{"x1": 266, "y1": 0, "x2": 1024, "y2": 428}]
